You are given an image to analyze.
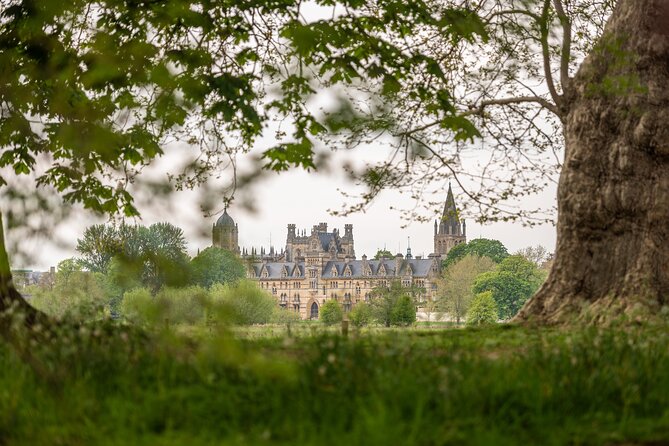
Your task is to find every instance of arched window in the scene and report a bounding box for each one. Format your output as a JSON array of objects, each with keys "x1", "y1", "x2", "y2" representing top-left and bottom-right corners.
[{"x1": 310, "y1": 302, "x2": 319, "y2": 319}]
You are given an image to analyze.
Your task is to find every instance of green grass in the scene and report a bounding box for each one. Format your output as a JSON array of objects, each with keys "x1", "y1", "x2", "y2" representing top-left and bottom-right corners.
[{"x1": 3, "y1": 322, "x2": 669, "y2": 445}]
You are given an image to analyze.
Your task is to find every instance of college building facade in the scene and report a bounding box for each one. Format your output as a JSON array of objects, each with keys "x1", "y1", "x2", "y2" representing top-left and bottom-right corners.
[{"x1": 212, "y1": 184, "x2": 466, "y2": 319}]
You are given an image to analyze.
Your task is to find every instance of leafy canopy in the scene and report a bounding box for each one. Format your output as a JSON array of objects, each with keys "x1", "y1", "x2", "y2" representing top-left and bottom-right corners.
[
  {"x1": 320, "y1": 299, "x2": 343, "y2": 325},
  {"x1": 0, "y1": 0, "x2": 485, "y2": 224},
  {"x1": 442, "y1": 238, "x2": 509, "y2": 269},
  {"x1": 190, "y1": 247, "x2": 245, "y2": 289}
]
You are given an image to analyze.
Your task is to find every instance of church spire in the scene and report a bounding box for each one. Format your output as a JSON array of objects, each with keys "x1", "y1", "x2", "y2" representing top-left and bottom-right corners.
[{"x1": 439, "y1": 182, "x2": 461, "y2": 235}]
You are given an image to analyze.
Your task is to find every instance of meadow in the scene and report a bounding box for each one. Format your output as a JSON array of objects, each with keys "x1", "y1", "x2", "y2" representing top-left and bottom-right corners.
[{"x1": 2, "y1": 320, "x2": 669, "y2": 446}]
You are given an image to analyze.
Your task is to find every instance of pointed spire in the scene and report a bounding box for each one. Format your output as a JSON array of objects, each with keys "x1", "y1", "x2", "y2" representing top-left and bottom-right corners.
[
  {"x1": 439, "y1": 181, "x2": 460, "y2": 234},
  {"x1": 406, "y1": 236, "x2": 412, "y2": 259}
]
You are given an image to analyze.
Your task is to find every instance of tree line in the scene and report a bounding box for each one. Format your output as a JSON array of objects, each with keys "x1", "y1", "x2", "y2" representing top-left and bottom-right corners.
[{"x1": 436, "y1": 239, "x2": 549, "y2": 325}]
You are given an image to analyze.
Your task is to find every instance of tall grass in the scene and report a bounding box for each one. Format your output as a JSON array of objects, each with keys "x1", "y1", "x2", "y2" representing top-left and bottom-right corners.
[{"x1": 2, "y1": 323, "x2": 669, "y2": 445}]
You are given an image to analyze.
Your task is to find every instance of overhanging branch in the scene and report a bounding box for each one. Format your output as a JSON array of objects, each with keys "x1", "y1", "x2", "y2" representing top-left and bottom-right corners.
[
  {"x1": 540, "y1": 0, "x2": 562, "y2": 107},
  {"x1": 552, "y1": 0, "x2": 572, "y2": 91},
  {"x1": 465, "y1": 96, "x2": 559, "y2": 117}
]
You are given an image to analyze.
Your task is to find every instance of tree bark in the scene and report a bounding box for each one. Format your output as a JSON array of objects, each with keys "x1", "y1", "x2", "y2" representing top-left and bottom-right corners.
[
  {"x1": 0, "y1": 212, "x2": 49, "y2": 335},
  {"x1": 516, "y1": 0, "x2": 669, "y2": 323}
]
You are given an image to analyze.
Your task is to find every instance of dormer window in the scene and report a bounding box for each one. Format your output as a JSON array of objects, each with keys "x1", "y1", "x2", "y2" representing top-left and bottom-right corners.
[{"x1": 332, "y1": 267, "x2": 338, "y2": 277}]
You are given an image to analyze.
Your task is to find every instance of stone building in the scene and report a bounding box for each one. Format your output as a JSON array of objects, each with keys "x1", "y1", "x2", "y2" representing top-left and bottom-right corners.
[
  {"x1": 212, "y1": 209, "x2": 240, "y2": 254},
  {"x1": 434, "y1": 183, "x2": 466, "y2": 256},
  {"x1": 214, "y1": 187, "x2": 466, "y2": 319}
]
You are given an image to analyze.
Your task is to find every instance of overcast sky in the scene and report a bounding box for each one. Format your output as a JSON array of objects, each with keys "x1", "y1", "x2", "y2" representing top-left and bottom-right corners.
[{"x1": 18, "y1": 148, "x2": 558, "y2": 271}]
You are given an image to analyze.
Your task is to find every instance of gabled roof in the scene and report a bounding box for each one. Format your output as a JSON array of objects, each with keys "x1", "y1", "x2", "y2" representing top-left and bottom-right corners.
[{"x1": 253, "y1": 258, "x2": 436, "y2": 280}]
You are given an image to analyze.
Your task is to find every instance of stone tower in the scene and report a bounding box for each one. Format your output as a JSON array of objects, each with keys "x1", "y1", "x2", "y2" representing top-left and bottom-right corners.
[
  {"x1": 212, "y1": 208, "x2": 240, "y2": 253},
  {"x1": 434, "y1": 183, "x2": 466, "y2": 256}
]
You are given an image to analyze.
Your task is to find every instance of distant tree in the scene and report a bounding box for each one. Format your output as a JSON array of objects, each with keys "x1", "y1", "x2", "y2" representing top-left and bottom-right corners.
[
  {"x1": 370, "y1": 280, "x2": 420, "y2": 327},
  {"x1": 349, "y1": 302, "x2": 373, "y2": 327},
  {"x1": 190, "y1": 247, "x2": 245, "y2": 288},
  {"x1": 498, "y1": 255, "x2": 547, "y2": 290},
  {"x1": 442, "y1": 239, "x2": 509, "y2": 269},
  {"x1": 466, "y1": 291, "x2": 498, "y2": 326},
  {"x1": 320, "y1": 299, "x2": 343, "y2": 326},
  {"x1": 55, "y1": 258, "x2": 84, "y2": 286},
  {"x1": 79, "y1": 222, "x2": 191, "y2": 293},
  {"x1": 473, "y1": 271, "x2": 535, "y2": 320},
  {"x1": 76, "y1": 225, "x2": 121, "y2": 273},
  {"x1": 437, "y1": 255, "x2": 496, "y2": 324},
  {"x1": 209, "y1": 281, "x2": 276, "y2": 326},
  {"x1": 271, "y1": 307, "x2": 301, "y2": 325},
  {"x1": 391, "y1": 295, "x2": 416, "y2": 326},
  {"x1": 30, "y1": 267, "x2": 107, "y2": 321},
  {"x1": 515, "y1": 246, "x2": 550, "y2": 267},
  {"x1": 374, "y1": 249, "x2": 394, "y2": 260}
]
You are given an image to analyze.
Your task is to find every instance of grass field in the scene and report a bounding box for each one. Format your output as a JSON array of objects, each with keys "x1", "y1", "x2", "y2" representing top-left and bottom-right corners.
[{"x1": 2, "y1": 321, "x2": 669, "y2": 445}]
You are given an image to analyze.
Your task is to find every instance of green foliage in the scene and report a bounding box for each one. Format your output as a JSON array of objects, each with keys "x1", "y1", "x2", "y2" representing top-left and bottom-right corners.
[
  {"x1": 270, "y1": 307, "x2": 301, "y2": 325},
  {"x1": 348, "y1": 302, "x2": 372, "y2": 327},
  {"x1": 391, "y1": 295, "x2": 416, "y2": 326},
  {"x1": 210, "y1": 280, "x2": 276, "y2": 326},
  {"x1": 442, "y1": 238, "x2": 509, "y2": 269},
  {"x1": 119, "y1": 288, "x2": 154, "y2": 324},
  {"x1": 470, "y1": 254, "x2": 547, "y2": 320},
  {"x1": 78, "y1": 222, "x2": 191, "y2": 293},
  {"x1": 0, "y1": 0, "x2": 485, "y2": 221},
  {"x1": 473, "y1": 271, "x2": 535, "y2": 320},
  {"x1": 76, "y1": 225, "x2": 120, "y2": 273},
  {"x1": 374, "y1": 249, "x2": 393, "y2": 260},
  {"x1": 29, "y1": 266, "x2": 107, "y2": 320},
  {"x1": 320, "y1": 299, "x2": 343, "y2": 325},
  {"x1": 370, "y1": 280, "x2": 419, "y2": 327},
  {"x1": 498, "y1": 255, "x2": 547, "y2": 289},
  {"x1": 437, "y1": 255, "x2": 496, "y2": 324},
  {"x1": 120, "y1": 286, "x2": 215, "y2": 325},
  {"x1": 190, "y1": 247, "x2": 245, "y2": 288},
  {"x1": 5, "y1": 324, "x2": 669, "y2": 445},
  {"x1": 466, "y1": 291, "x2": 498, "y2": 326}
]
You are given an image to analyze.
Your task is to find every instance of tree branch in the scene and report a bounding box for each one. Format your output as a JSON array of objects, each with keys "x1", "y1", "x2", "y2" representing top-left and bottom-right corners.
[
  {"x1": 484, "y1": 9, "x2": 541, "y2": 24},
  {"x1": 552, "y1": 0, "x2": 572, "y2": 91},
  {"x1": 465, "y1": 96, "x2": 559, "y2": 116},
  {"x1": 540, "y1": 0, "x2": 562, "y2": 107}
]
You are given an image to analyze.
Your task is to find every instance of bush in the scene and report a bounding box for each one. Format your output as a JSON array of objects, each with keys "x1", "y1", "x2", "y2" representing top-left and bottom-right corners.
[
  {"x1": 391, "y1": 295, "x2": 416, "y2": 326},
  {"x1": 155, "y1": 286, "x2": 209, "y2": 325},
  {"x1": 349, "y1": 302, "x2": 372, "y2": 327},
  {"x1": 271, "y1": 307, "x2": 301, "y2": 324},
  {"x1": 120, "y1": 288, "x2": 155, "y2": 324},
  {"x1": 29, "y1": 270, "x2": 108, "y2": 321},
  {"x1": 320, "y1": 299, "x2": 343, "y2": 325},
  {"x1": 210, "y1": 280, "x2": 276, "y2": 325},
  {"x1": 120, "y1": 286, "x2": 209, "y2": 325},
  {"x1": 466, "y1": 291, "x2": 498, "y2": 326}
]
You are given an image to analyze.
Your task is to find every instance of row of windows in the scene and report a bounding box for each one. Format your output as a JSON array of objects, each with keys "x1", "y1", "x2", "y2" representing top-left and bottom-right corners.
[{"x1": 260, "y1": 279, "x2": 425, "y2": 290}]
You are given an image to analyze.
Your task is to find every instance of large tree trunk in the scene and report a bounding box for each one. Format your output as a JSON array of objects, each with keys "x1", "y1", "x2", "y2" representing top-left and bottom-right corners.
[
  {"x1": 0, "y1": 213, "x2": 49, "y2": 334},
  {"x1": 516, "y1": 0, "x2": 669, "y2": 323}
]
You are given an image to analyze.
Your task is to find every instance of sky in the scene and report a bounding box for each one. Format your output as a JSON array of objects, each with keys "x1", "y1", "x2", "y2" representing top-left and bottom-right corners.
[
  {"x1": 19, "y1": 146, "x2": 558, "y2": 271},
  {"x1": 11, "y1": 1, "x2": 563, "y2": 270}
]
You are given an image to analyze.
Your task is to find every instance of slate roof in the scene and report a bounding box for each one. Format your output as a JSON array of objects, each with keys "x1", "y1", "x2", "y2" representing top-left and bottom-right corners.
[
  {"x1": 318, "y1": 232, "x2": 341, "y2": 252},
  {"x1": 251, "y1": 258, "x2": 436, "y2": 280}
]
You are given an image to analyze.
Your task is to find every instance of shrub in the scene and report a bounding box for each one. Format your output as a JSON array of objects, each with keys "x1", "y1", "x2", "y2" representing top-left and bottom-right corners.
[
  {"x1": 466, "y1": 291, "x2": 498, "y2": 326},
  {"x1": 349, "y1": 302, "x2": 373, "y2": 327},
  {"x1": 320, "y1": 299, "x2": 343, "y2": 325},
  {"x1": 155, "y1": 286, "x2": 209, "y2": 325},
  {"x1": 120, "y1": 286, "x2": 210, "y2": 325},
  {"x1": 120, "y1": 288, "x2": 155, "y2": 324},
  {"x1": 209, "y1": 280, "x2": 276, "y2": 325},
  {"x1": 391, "y1": 295, "x2": 416, "y2": 326},
  {"x1": 29, "y1": 270, "x2": 108, "y2": 321},
  {"x1": 271, "y1": 307, "x2": 301, "y2": 324}
]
